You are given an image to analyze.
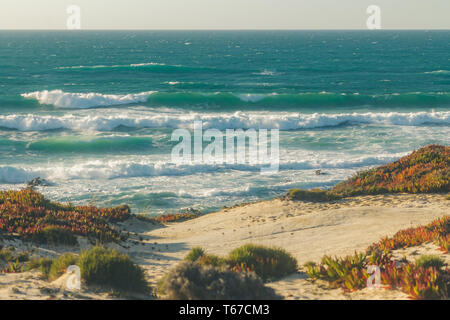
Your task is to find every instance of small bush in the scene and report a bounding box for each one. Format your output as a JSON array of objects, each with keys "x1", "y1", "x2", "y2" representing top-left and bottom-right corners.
[
  {"x1": 32, "y1": 226, "x2": 78, "y2": 246},
  {"x1": 135, "y1": 214, "x2": 162, "y2": 225},
  {"x1": 183, "y1": 245, "x2": 298, "y2": 282},
  {"x1": 286, "y1": 188, "x2": 339, "y2": 202},
  {"x1": 227, "y1": 244, "x2": 298, "y2": 281},
  {"x1": 185, "y1": 248, "x2": 225, "y2": 267},
  {"x1": 48, "y1": 253, "x2": 78, "y2": 281},
  {"x1": 37, "y1": 257, "x2": 54, "y2": 278},
  {"x1": 185, "y1": 247, "x2": 206, "y2": 262},
  {"x1": 0, "y1": 249, "x2": 29, "y2": 267},
  {"x1": 198, "y1": 254, "x2": 226, "y2": 267},
  {"x1": 0, "y1": 248, "x2": 14, "y2": 262},
  {"x1": 446, "y1": 194, "x2": 450, "y2": 200},
  {"x1": 25, "y1": 258, "x2": 41, "y2": 271},
  {"x1": 16, "y1": 251, "x2": 29, "y2": 263},
  {"x1": 158, "y1": 261, "x2": 281, "y2": 300},
  {"x1": 78, "y1": 246, "x2": 149, "y2": 293},
  {"x1": 415, "y1": 255, "x2": 446, "y2": 270},
  {"x1": 28, "y1": 256, "x2": 75, "y2": 280}
]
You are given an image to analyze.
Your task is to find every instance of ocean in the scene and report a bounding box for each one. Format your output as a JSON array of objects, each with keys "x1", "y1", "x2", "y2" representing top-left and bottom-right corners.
[{"x1": 0, "y1": 30, "x2": 449, "y2": 215}]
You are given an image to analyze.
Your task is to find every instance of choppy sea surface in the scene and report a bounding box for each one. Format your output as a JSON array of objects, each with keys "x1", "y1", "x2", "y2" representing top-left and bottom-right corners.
[{"x1": 0, "y1": 31, "x2": 449, "y2": 214}]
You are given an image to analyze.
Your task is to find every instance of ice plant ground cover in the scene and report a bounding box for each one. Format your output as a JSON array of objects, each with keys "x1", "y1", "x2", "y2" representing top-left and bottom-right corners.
[
  {"x1": 305, "y1": 216, "x2": 450, "y2": 299},
  {"x1": 288, "y1": 145, "x2": 449, "y2": 201},
  {"x1": 0, "y1": 188, "x2": 203, "y2": 246},
  {"x1": 331, "y1": 144, "x2": 449, "y2": 196},
  {"x1": 0, "y1": 188, "x2": 131, "y2": 243}
]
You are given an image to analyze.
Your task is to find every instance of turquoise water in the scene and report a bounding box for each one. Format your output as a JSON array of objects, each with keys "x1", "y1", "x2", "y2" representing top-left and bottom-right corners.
[{"x1": 0, "y1": 31, "x2": 449, "y2": 214}]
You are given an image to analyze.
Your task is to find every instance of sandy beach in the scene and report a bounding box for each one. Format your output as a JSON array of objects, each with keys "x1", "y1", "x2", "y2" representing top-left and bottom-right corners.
[{"x1": 1, "y1": 192, "x2": 448, "y2": 300}]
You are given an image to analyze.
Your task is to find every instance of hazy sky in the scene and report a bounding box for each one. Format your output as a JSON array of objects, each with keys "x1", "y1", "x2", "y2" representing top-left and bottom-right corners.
[{"x1": 0, "y1": 0, "x2": 449, "y2": 30}]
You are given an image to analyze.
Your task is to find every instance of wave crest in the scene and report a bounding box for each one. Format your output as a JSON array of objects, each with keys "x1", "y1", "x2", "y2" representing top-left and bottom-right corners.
[
  {"x1": 20, "y1": 90, "x2": 450, "y2": 109},
  {"x1": 424, "y1": 70, "x2": 450, "y2": 75},
  {"x1": 0, "y1": 111, "x2": 448, "y2": 132},
  {"x1": 21, "y1": 90, "x2": 155, "y2": 109},
  {"x1": 0, "y1": 153, "x2": 404, "y2": 183}
]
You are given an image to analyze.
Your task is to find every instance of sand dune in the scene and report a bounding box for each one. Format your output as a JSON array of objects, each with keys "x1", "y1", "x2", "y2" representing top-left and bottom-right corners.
[{"x1": 0, "y1": 193, "x2": 448, "y2": 300}]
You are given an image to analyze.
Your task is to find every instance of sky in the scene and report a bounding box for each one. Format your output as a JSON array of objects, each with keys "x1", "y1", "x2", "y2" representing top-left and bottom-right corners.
[{"x1": 0, "y1": 0, "x2": 449, "y2": 30}]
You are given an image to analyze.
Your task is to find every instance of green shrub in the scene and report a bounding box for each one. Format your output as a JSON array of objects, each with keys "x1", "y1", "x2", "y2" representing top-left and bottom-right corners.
[
  {"x1": 48, "y1": 253, "x2": 78, "y2": 281},
  {"x1": 25, "y1": 258, "x2": 41, "y2": 271},
  {"x1": 78, "y1": 246, "x2": 149, "y2": 293},
  {"x1": 27, "y1": 247, "x2": 150, "y2": 294},
  {"x1": 227, "y1": 244, "x2": 298, "y2": 281},
  {"x1": 184, "y1": 247, "x2": 205, "y2": 262},
  {"x1": 158, "y1": 261, "x2": 281, "y2": 300},
  {"x1": 183, "y1": 245, "x2": 298, "y2": 282},
  {"x1": 446, "y1": 194, "x2": 450, "y2": 200},
  {"x1": 0, "y1": 249, "x2": 29, "y2": 265},
  {"x1": 184, "y1": 247, "x2": 225, "y2": 267},
  {"x1": 32, "y1": 226, "x2": 78, "y2": 246},
  {"x1": 135, "y1": 214, "x2": 161, "y2": 225},
  {"x1": 0, "y1": 248, "x2": 14, "y2": 262},
  {"x1": 28, "y1": 256, "x2": 75, "y2": 280},
  {"x1": 16, "y1": 251, "x2": 30, "y2": 263},
  {"x1": 286, "y1": 188, "x2": 339, "y2": 202},
  {"x1": 197, "y1": 254, "x2": 225, "y2": 267},
  {"x1": 415, "y1": 255, "x2": 446, "y2": 270},
  {"x1": 37, "y1": 257, "x2": 54, "y2": 278}
]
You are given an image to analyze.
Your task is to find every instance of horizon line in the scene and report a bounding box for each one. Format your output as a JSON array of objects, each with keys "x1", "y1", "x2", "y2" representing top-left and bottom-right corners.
[{"x1": 0, "y1": 28, "x2": 449, "y2": 31}]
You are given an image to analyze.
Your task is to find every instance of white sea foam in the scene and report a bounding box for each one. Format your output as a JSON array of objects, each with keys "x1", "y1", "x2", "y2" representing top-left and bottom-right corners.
[
  {"x1": 236, "y1": 93, "x2": 268, "y2": 103},
  {"x1": 21, "y1": 90, "x2": 155, "y2": 109},
  {"x1": 56, "y1": 62, "x2": 167, "y2": 70},
  {"x1": 253, "y1": 70, "x2": 277, "y2": 76},
  {"x1": 1, "y1": 110, "x2": 449, "y2": 132},
  {"x1": 424, "y1": 70, "x2": 450, "y2": 75},
  {"x1": 0, "y1": 153, "x2": 405, "y2": 184},
  {"x1": 0, "y1": 167, "x2": 38, "y2": 183}
]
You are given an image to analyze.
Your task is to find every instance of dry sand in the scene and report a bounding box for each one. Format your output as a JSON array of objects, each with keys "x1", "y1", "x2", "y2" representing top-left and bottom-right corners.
[{"x1": 0, "y1": 193, "x2": 448, "y2": 300}]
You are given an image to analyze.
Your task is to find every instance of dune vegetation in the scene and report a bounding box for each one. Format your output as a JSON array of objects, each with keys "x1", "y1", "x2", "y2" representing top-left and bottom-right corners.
[
  {"x1": 184, "y1": 244, "x2": 298, "y2": 282},
  {"x1": 0, "y1": 188, "x2": 131, "y2": 244},
  {"x1": 332, "y1": 144, "x2": 449, "y2": 196},
  {"x1": 158, "y1": 261, "x2": 281, "y2": 300},
  {"x1": 28, "y1": 246, "x2": 150, "y2": 294},
  {"x1": 305, "y1": 216, "x2": 449, "y2": 299},
  {"x1": 287, "y1": 144, "x2": 449, "y2": 201},
  {"x1": 0, "y1": 144, "x2": 448, "y2": 299}
]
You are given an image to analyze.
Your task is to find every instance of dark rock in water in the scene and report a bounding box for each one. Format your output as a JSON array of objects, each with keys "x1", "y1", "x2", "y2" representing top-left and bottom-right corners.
[
  {"x1": 27, "y1": 177, "x2": 52, "y2": 187},
  {"x1": 315, "y1": 170, "x2": 328, "y2": 176},
  {"x1": 182, "y1": 208, "x2": 202, "y2": 215}
]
